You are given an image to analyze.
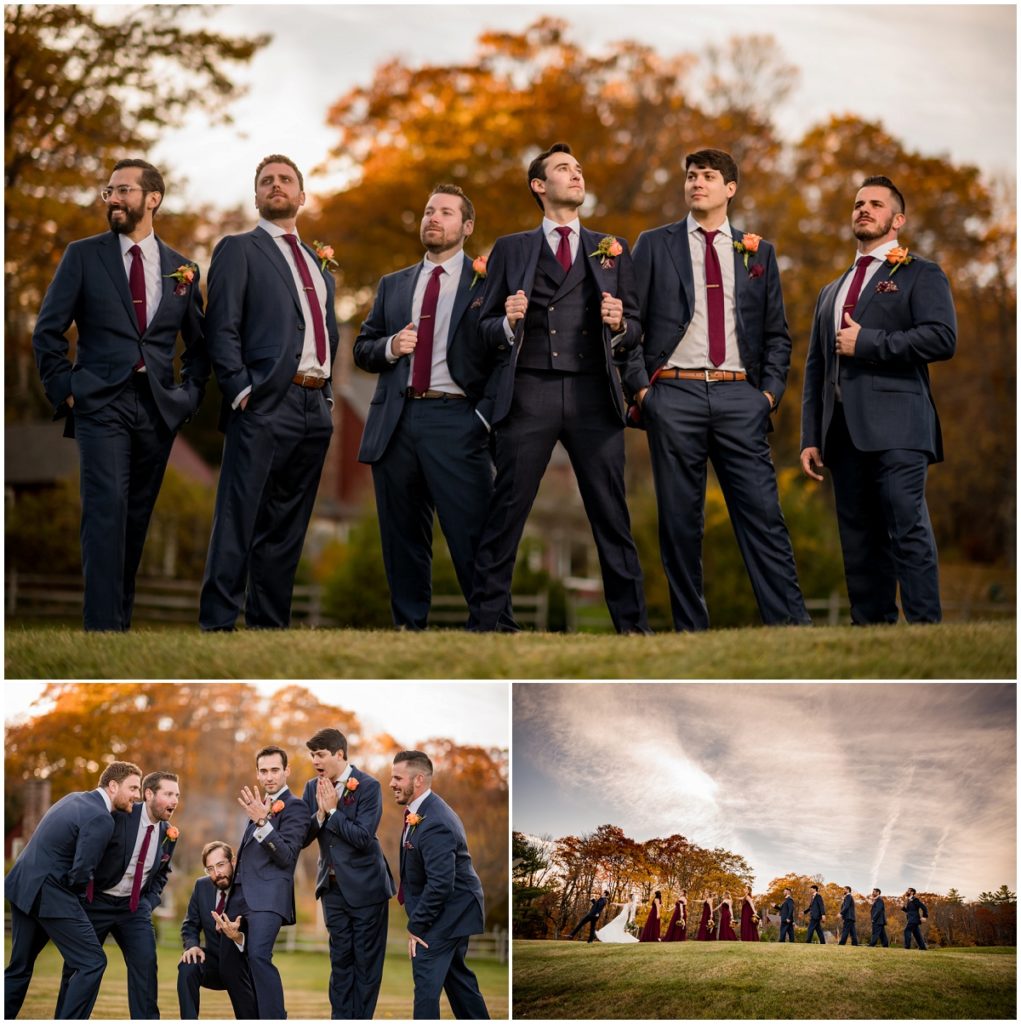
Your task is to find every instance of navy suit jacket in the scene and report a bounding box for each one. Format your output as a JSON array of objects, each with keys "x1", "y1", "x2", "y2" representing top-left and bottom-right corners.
[
  {"x1": 32, "y1": 231, "x2": 207, "y2": 434},
  {"x1": 775, "y1": 896, "x2": 795, "y2": 923},
  {"x1": 840, "y1": 893, "x2": 856, "y2": 920},
  {"x1": 5, "y1": 789, "x2": 114, "y2": 918},
  {"x1": 805, "y1": 893, "x2": 825, "y2": 920},
  {"x1": 301, "y1": 769, "x2": 396, "y2": 906},
  {"x1": 801, "y1": 253, "x2": 956, "y2": 462},
  {"x1": 354, "y1": 253, "x2": 496, "y2": 462},
  {"x1": 477, "y1": 225, "x2": 641, "y2": 425},
  {"x1": 399, "y1": 791, "x2": 485, "y2": 942},
  {"x1": 204, "y1": 226, "x2": 340, "y2": 429},
  {"x1": 181, "y1": 875, "x2": 223, "y2": 951},
  {"x1": 231, "y1": 789, "x2": 307, "y2": 924},
  {"x1": 623, "y1": 220, "x2": 791, "y2": 413},
  {"x1": 903, "y1": 896, "x2": 928, "y2": 925},
  {"x1": 92, "y1": 802, "x2": 178, "y2": 914},
  {"x1": 871, "y1": 897, "x2": 887, "y2": 927}
]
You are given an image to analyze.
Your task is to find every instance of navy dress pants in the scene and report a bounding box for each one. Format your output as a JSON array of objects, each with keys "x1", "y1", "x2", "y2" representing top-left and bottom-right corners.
[{"x1": 411, "y1": 933, "x2": 490, "y2": 1020}]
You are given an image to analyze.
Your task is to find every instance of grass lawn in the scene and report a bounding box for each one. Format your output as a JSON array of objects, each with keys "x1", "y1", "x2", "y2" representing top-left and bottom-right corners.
[
  {"x1": 5, "y1": 939, "x2": 508, "y2": 1020},
  {"x1": 512, "y1": 939, "x2": 1016, "y2": 1019},
  {"x1": 4, "y1": 620, "x2": 1015, "y2": 679}
]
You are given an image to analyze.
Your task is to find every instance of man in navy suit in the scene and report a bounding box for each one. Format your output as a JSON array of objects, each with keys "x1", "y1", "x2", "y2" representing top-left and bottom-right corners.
[
  {"x1": 5, "y1": 760, "x2": 140, "y2": 1020},
  {"x1": 390, "y1": 750, "x2": 489, "y2": 1020},
  {"x1": 55, "y1": 771, "x2": 180, "y2": 1019},
  {"x1": 301, "y1": 728, "x2": 395, "y2": 1018},
  {"x1": 837, "y1": 886, "x2": 859, "y2": 945},
  {"x1": 32, "y1": 159, "x2": 207, "y2": 631},
  {"x1": 801, "y1": 176, "x2": 956, "y2": 624},
  {"x1": 200, "y1": 154, "x2": 338, "y2": 631},
  {"x1": 215, "y1": 745, "x2": 307, "y2": 1019},
  {"x1": 803, "y1": 885, "x2": 826, "y2": 943},
  {"x1": 772, "y1": 887, "x2": 796, "y2": 942},
  {"x1": 568, "y1": 891, "x2": 609, "y2": 942},
  {"x1": 900, "y1": 888, "x2": 929, "y2": 950},
  {"x1": 177, "y1": 841, "x2": 257, "y2": 1019},
  {"x1": 468, "y1": 142, "x2": 650, "y2": 634},
  {"x1": 354, "y1": 185, "x2": 504, "y2": 629},
  {"x1": 623, "y1": 148, "x2": 809, "y2": 631},
  {"x1": 868, "y1": 888, "x2": 889, "y2": 947}
]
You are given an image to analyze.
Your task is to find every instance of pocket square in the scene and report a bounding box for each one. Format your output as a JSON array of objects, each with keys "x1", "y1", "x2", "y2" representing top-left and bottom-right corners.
[
  {"x1": 470, "y1": 297, "x2": 483, "y2": 309},
  {"x1": 875, "y1": 280, "x2": 899, "y2": 294},
  {"x1": 160, "y1": 853, "x2": 171, "y2": 863},
  {"x1": 174, "y1": 283, "x2": 188, "y2": 297}
]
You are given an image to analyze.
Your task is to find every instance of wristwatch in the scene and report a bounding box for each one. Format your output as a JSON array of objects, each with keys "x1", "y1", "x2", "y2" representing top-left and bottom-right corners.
[{"x1": 256, "y1": 817, "x2": 268, "y2": 828}]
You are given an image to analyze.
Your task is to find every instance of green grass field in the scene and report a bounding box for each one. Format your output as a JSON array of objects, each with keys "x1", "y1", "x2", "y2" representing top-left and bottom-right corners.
[
  {"x1": 4, "y1": 620, "x2": 1015, "y2": 679},
  {"x1": 5, "y1": 939, "x2": 508, "y2": 1020},
  {"x1": 512, "y1": 939, "x2": 1016, "y2": 1019}
]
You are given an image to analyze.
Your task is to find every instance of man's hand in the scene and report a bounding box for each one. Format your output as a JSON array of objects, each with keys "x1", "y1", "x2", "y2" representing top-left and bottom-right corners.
[
  {"x1": 391, "y1": 323, "x2": 418, "y2": 357},
  {"x1": 407, "y1": 931, "x2": 430, "y2": 959},
  {"x1": 66, "y1": 395, "x2": 75, "y2": 409},
  {"x1": 239, "y1": 394, "x2": 249, "y2": 410},
  {"x1": 762, "y1": 390, "x2": 775, "y2": 410},
  {"x1": 316, "y1": 776, "x2": 339, "y2": 814},
  {"x1": 636, "y1": 387, "x2": 649, "y2": 408},
  {"x1": 600, "y1": 291, "x2": 624, "y2": 332},
  {"x1": 800, "y1": 446, "x2": 825, "y2": 481},
  {"x1": 836, "y1": 315, "x2": 861, "y2": 356},
  {"x1": 180, "y1": 946, "x2": 206, "y2": 965},
  {"x1": 238, "y1": 785, "x2": 272, "y2": 824},
  {"x1": 212, "y1": 912, "x2": 244, "y2": 943},
  {"x1": 505, "y1": 290, "x2": 528, "y2": 327}
]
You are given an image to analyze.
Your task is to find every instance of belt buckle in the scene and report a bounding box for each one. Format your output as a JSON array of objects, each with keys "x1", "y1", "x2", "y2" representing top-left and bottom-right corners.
[{"x1": 704, "y1": 369, "x2": 713, "y2": 383}]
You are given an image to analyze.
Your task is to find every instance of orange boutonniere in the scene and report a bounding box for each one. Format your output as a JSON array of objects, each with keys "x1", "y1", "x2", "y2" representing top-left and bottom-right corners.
[
  {"x1": 589, "y1": 235, "x2": 623, "y2": 269},
  {"x1": 312, "y1": 240, "x2": 339, "y2": 274},
  {"x1": 342, "y1": 777, "x2": 359, "y2": 803},
  {"x1": 165, "y1": 262, "x2": 198, "y2": 296},
  {"x1": 406, "y1": 812, "x2": 424, "y2": 835},
  {"x1": 470, "y1": 254, "x2": 487, "y2": 289},
  {"x1": 886, "y1": 246, "x2": 913, "y2": 276},
  {"x1": 270, "y1": 799, "x2": 285, "y2": 816},
  {"x1": 733, "y1": 233, "x2": 762, "y2": 272},
  {"x1": 163, "y1": 825, "x2": 179, "y2": 844}
]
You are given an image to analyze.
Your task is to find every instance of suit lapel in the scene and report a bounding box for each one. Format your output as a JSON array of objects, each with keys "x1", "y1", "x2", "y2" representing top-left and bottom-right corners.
[
  {"x1": 520, "y1": 228, "x2": 544, "y2": 302},
  {"x1": 143, "y1": 238, "x2": 182, "y2": 337},
  {"x1": 395, "y1": 263, "x2": 421, "y2": 324},
  {"x1": 448, "y1": 253, "x2": 474, "y2": 337},
  {"x1": 665, "y1": 221, "x2": 695, "y2": 313},
  {"x1": 729, "y1": 227, "x2": 745, "y2": 333},
  {"x1": 853, "y1": 257, "x2": 891, "y2": 321},
  {"x1": 98, "y1": 233, "x2": 141, "y2": 334},
  {"x1": 251, "y1": 227, "x2": 304, "y2": 315},
  {"x1": 121, "y1": 803, "x2": 144, "y2": 876}
]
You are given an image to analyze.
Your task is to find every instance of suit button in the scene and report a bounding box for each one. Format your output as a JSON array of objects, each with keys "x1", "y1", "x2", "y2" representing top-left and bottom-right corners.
[
  {"x1": 549, "y1": 305, "x2": 555, "y2": 311},
  {"x1": 550, "y1": 329, "x2": 557, "y2": 335},
  {"x1": 581, "y1": 330, "x2": 588, "y2": 335},
  {"x1": 579, "y1": 352, "x2": 585, "y2": 357},
  {"x1": 498, "y1": 344, "x2": 507, "y2": 351},
  {"x1": 552, "y1": 351, "x2": 559, "y2": 357}
]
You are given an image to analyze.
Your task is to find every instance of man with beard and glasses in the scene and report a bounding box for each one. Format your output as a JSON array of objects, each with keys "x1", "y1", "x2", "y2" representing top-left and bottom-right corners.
[
  {"x1": 32, "y1": 159, "x2": 207, "y2": 631},
  {"x1": 55, "y1": 772, "x2": 180, "y2": 1019},
  {"x1": 354, "y1": 185, "x2": 509, "y2": 629},
  {"x1": 213, "y1": 746, "x2": 306, "y2": 1020},
  {"x1": 301, "y1": 728, "x2": 395, "y2": 1018},
  {"x1": 801, "y1": 176, "x2": 956, "y2": 624},
  {"x1": 199, "y1": 154, "x2": 339, "y2": 631},
  {"x1": 5, "y1": 761, "x2": 141, "y2": 1020},
  {"x1": 176, "y1": 842, "x2": 257, "y2": 1019}
]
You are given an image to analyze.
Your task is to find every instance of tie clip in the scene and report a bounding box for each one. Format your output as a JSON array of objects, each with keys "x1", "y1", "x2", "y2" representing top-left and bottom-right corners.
[
  {"x1": 133, "y1": 299, "x2": 144, "y2": 303},
  {"x1": 706, "y1": 284, "x2": 721, "y2": 288}
]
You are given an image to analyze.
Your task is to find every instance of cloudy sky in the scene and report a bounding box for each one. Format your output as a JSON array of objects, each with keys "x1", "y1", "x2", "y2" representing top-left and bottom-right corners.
[
  {"x1": 149, "y1": 2, "x2": 1016, "y2": 211},
  {"x1": 3, "y1": 680, "x2": 509, "y2": 749},
  {"x1": 514, "y1": 683, "x2": 1016, "y2": 899}
]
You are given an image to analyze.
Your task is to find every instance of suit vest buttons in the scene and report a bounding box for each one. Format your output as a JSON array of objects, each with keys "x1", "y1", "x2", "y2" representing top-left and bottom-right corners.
[
  {"x1": 550, "y1": 329, "x2": 557, "y2": 335},
  {"x1": 548, "y1": 305, "x2": 555, "y2": 311},
  {"x1": 552, "y1": 351, "x2": 559, "y2": 357}
]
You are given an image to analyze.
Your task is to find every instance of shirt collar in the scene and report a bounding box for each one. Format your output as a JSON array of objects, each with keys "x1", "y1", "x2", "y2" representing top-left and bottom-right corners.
[
  {"x1": 853, "y1": 237, "x2": 899, "y2": 265},
  {"x1": 543, "y1": 215, "x2": 580, "y2": 240},
  {"x1": 407, "y1": 788, "x2": 432, "y2": 816},
  {"x1": 140, "y1": 802, "x2": 155, "y2": 828},
  {"x1": 687, "y1": 212, "x2": 733, "y2": 240},
  {"x1": 421, "y1": 249, "x2": 464, "y2": 275},
  {"x1": 95, "y1": 787, "x2": 113, "y2": 812},
  {"x1": 118, "y1": 230, "x2": 158, "y2": 261},
  {"x1": 334, "y1": 765, "x2": 353, "y2": 786},
  {"x1": 258, "y1": 217, "x2": 298, "y2": 240}
]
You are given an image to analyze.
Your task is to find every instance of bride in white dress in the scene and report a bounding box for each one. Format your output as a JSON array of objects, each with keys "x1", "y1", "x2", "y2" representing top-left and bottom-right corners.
[{"x1": 594, "y1": 897, "x2": 639, "y2": 943}]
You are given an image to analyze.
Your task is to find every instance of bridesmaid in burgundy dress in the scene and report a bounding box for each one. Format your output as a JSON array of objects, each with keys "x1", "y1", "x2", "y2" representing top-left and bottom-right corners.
[
  {"x1": 718, "y1": 892, "x2": 738, "y2": 940},
  {"x1": 663, "y1": 898, "x2": 683, "y2": 941},
  {"x1": 695, "y1": 892, "x2": 714, "y2": 940},
  {"x1": 740, "y1": 885, "x2": 761, "y2": 941},
  {"x1": 639, "y1": 890, "x2": 662, "y2": 942}
]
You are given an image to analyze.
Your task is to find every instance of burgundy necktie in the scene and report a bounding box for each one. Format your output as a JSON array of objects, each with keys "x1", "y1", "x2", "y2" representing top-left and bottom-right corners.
[
  {"x1": 410, "y1": 265, "x2": 444, "y2": 395},
  {"x1": 128, "y1": 824, "x2": 154, "y2": 913},
  {"x1": 129, "y1": 244, "x2": 147, "y2": 334},
  {"x1": 86, "y1": 879, "x2": 94, "y2": 903},
  {"x1": 215, "y1": 891, "x2": 226, "y2": 916},
  {"x1": 397, "y1": 807, "x2": 411, "y2": 906},
  {"x1": 282, "y1": 234, "x2": 327, "y2": 366},
  {"x1": 699, "y1": 228, "x2": 726, "y2": 367},
  {"x1": 840, "y1": 254, "x2": 874, "y2": 328},
  {"x1": 554, "y1": 226, "x2": 573, "y2": 273}
]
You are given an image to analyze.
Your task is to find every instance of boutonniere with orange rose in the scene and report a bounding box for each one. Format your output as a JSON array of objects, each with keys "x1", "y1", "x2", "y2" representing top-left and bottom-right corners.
[
  {"x1": 733, "y1": 233, "x2": 762, "y2": 272},
  {"x1": 589, "y1": 235, "x2": 623, "y2": 269},
  {"x1": 269, "y1": 799, "x2": 285, "y2": 817},
  {"x1": 470, "y1": 255, "x2": 487, "y2": 289},
  {"x1": 162, "y1": 825, "x2": 180, "y2": 846},
  {"x1": 312, "y1": 240, "x2": 339, "y2": 274},
  {"x1": 406, "y1": 812, "x2": 424, "y2": 836},
  {"x1": 886, "y1": 246, "x2": 913, "y2": 276},
  {"x1": 341, "y1": 777, "x2": 359, "y2": 804},
  {"x1": 165, "y1": 263, "x2": 198, "y2": 296}
]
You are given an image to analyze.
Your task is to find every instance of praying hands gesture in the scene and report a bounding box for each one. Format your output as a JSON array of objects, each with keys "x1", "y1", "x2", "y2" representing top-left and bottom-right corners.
[
  {"x1": 238, "y1": 785, "x2": 273, "y2": 824},
  {"x1": 316, "y1": 776, "x2": 339, "y2": 816}
]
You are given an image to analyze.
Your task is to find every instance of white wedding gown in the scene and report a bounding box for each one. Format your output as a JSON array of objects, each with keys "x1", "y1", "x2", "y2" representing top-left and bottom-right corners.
[{"x1": 594, "y1": 899, "x2": 639, "y2": 943}]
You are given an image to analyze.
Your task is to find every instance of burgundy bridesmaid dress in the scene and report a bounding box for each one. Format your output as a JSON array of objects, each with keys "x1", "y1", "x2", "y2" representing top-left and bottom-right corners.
[
  {"x1": 740, "y1": 898, "x2": 760, "y2": 941},
  {"x1": 639, "y1": 899, "x2": 661, "y2": 941},
  {"x1": 719, "y1": 902, "x2": 738, "y2": 940},
  {"x1": 664, "y1": 901, "x2": 683, "y2": 941},
  {"x1": 695, "y1": 900, "x2": 712, "y2": 940}
]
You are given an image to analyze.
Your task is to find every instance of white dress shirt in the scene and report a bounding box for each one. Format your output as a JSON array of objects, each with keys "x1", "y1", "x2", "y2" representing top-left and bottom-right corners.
[
  {"x1": 832, "y1": 237, "x2": 900, "y2": 333},
  {"x1": 252, "y1": 786, "x2": 291, "y2": 843},
  {"x1": 668, "y1": 213, "x2": 743, "y2": 371},
  {"x1": 95, "y1": 787, "x2": 113, "y2": 812},
  {"x1": 104, "y1": 802, "x2": 160, "y2": 897},
  {"x1": 119, "y1": 231, "x2": 161, "y2": 375}
]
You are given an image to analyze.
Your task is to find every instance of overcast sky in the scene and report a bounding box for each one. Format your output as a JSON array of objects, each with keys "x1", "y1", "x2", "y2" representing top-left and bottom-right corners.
[
  {"x1": 148, "y1": 2, "x2": 1016, "y2": 211},
  {"x1": 3, "y1": 680, "x2": 509, "y2": 749},
  {"x1": 514, "y1": 683, "x2": 1016, "y2": 900}
]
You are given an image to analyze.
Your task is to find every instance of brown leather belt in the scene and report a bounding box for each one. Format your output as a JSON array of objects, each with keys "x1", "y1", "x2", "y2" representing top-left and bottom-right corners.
[
  {"x1": 406, "y1": 389, "x2": 467, "y2": 400},
  {"x1": 292, "y1": 373, "x2": 327, "y2": 389},
  {"x1": 656, "y1": 368, "x2": 746, "y2": 382}
]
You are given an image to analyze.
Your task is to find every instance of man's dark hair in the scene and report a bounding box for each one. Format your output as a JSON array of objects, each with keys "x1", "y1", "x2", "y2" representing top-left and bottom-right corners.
[
  {"x1": 201, "y1": 840, "x2": 234, "y2": 866},
  {"x1": 783, "y1": 887, "x2": 792, "y2": 894},
  {"x1": 527, "y1": 142, "x2": 573, "y2": 211},
  {"x1": 844, "y1": 885, "x2": 852, "y2": 894},
  {"x1": 99, "y1": 761, "x2": 142, "y2": 788},
  {"x1": 306, "y1": 729, "x2": 348, "y2": 758},
  {"x1": 810, "y1": 885, "x2": 819, "y2": 892},
  {"x1": 112, "y1": 158, "x2": 165, "y2": 214},
  {"x1": 906, "y1": 887, "x2": 916, "y2": 896},
  {"x1": 142, "y1": 771, "x2": 178, "y2": 798},
  {"x1": 254, "y1": 154, "x2": 304, "y2": 192},
  {"x1": 256, "y1": 745, "x2": 288, "y2": 768},
  {"x1": 685, "y1": 148, "x2": 739, "y2": 188},
  {"x1": 874, "y1": 888, "x2": 882, "y2": 895},
  {"x1": 429, "y1": 183, "x2": 475, "y2": 224},
  {"x1": 393, "y1": 749, "x2": 434, "y2": 778},
  {"x1": 603, "y1": 890, "x2": 610, "y2": 896},
  {"x1": 860, "y1": 174, "x2": 906, "y2": 214}
]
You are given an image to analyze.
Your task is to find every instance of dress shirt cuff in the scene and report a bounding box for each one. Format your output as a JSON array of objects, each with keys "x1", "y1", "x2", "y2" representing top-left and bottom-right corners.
[
  {"x1": 502, "y1": 317, "x2": 515, "y2": 344},
  {"x1": 474, "y1": 408, "x2": 491, "y2": 433},
  {"x1": 386, "y1": 335, "x2": 400, "y2": 363},
  {"x1": 610, "y1": 321, "x2": 628, "y2": 348},
  {"x1": 234, "y1": 934, "x2": 246, "y2": 953},
  {"x1": 253, "y1": 821, "x2": 273, "y2": 842},
  {"x1": 232, "y1": 385, "x2": 252, "y2": 410}
]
